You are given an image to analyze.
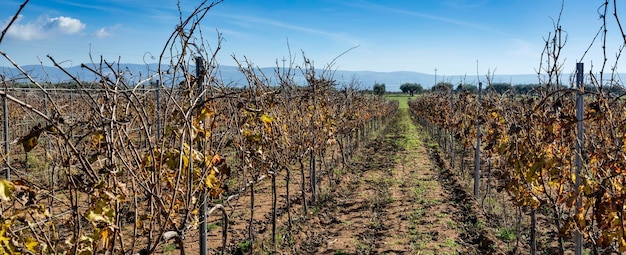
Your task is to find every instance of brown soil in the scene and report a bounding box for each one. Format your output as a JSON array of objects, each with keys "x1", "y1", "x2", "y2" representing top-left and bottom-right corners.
[
  {"x1": 162, "y1": 107, "x2": 510, "y2": 255},
  {"x1": 244, "y1": 108, "x2": 507, "y2": 255}
]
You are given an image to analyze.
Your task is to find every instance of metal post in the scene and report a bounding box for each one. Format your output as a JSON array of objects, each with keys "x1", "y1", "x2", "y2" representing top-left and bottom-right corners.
[
  {"x1": 575, "y1": 63, "x2": 584, "y2": 255},
  {"x1": 156, "y1": 80, "x2": 161, "y2": 140},
  {"x1": 196, "y1": 57, "x2": 208, "y2": 255},
  {"x1": 311, "y1": 149, "x2": 316, "y2": 202},
  {"x1": 141, "y1": 82, "x2": 147, "y2": 148},
  {"x1": 3, "y1": 95, "x2": 9, "y2": 180},
  {"x1": 311, "y1": 80, "x2": 317, "y2": 202},
  {"x1": 449, "y1": 88, "x2": 454, "y2": 168},
  {"x1": 44, "y1": 89, "x2": 53, "y2": 207},
  {"x1": 195, "y1": 56, "x2": 205, "y2": 100},
  {"x1": 69, "y1": 90, "x2": 73, "y2": 139},
  {"x1": 531, "y1": 209, "x2": 537, "y2": 255},
  {"x1": 474, "y1": 82, "x2": 482, "y2": 198}
]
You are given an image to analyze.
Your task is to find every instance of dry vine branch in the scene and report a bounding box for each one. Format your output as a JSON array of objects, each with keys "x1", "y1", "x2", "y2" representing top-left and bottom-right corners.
[{"x1": 0, "y1": 0, "x2": 29, "y2": 44}]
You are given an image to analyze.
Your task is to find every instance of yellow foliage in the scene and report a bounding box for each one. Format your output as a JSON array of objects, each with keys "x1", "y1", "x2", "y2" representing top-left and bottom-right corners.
[
  {"x1": 24, "y1": 237, "x2": 39, "y2": 253},
  {"x1": 205, "y1": 169, "x2": 220, "y2": 189},
  {"x1": 91, "y1": 130, "x2": 105, "y2": 148},
  {"x1": 260, "y1": 113, "x2": 274, "y2": 132},
  {"x1": 0, "y1": 221, "x2": 19, "y2": 254},
  {"x1": 0, "y1": 180, "x2": 13, "y2": 201}
]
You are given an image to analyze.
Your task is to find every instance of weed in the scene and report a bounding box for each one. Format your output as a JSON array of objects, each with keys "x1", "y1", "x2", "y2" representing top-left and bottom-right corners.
[
  {"x1": 482, "y1": 196, "x2": 502, "y2": 215},
  {"x1": 439, "y1": 252, "x2": 459, "y2": 255},
  {"x1": 409, "y1": 208, "x2": 425, "y2": 221},
  {"x1": 383, "y1": 176, "x2": 400, "y2": 186},
  {"x1": 23, "y1": 154, "x2": 51, "y2": 181},
  {"x1": 276, "y1": 232, "x2": 294, "y2": 246},
  {"x1": 426, "y1": 198, "x2": 442, "y2": 206},
  {"x1": 475, "y1": 219, "x2": 485, "y2": 229},
  {"x1": 207, "y1": 223, "x2": 219, "y2": 231},
  {"x1": 162, "y1": 244, "x2": 176, "y2": 255},
  {"x1": 334, "y1": 169, "x2": 343, "y2": 176},
  {"x1": 371, "y1": 193, "x2": 392, "y2": 209},
  {"x1": 412, "y1": 186, "x2": 425, "y2": 198},
  {"x1": 443, "y1": 237, "x2": 459, "y2": 248},
  {"x1": 369, "y1": 217, "x2": 385, "y2": 231},
  {"x1": 311, "y1": 206, "x2": 320, "y2": 215},
  {"x1": 410, "y1": 238, "x2": 428, "y2": 251},
  {"x1": 498, "y1": 227, "x2": 516, "y2": 242},
  {"x1": 224, "y1": 178, "x2": 238, "y2": 193},
  {"x1": 446, "y1": 220, "x2": 458, "y2": 230},
  {"x1": 355, "y1": 242, "x2": 371, "y2": 254},
  {"x1": 237, "y1": 240, "x2": 251, "y2": 252}
]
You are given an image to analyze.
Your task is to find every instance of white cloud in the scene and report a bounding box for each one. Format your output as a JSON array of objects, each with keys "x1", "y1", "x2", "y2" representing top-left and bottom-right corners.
[
  {"x1": 49, "y1": 16, "x2": 85, "y2": 34},
  {"x1": 94, "y1": 28, "x2": 110, "y2": 38},
  {"x1": 1, "y1": 15, "x2": 86, "y2": 41},
  {"x1": 93, "y1": 24, "x2": 121, "y2": 38}
]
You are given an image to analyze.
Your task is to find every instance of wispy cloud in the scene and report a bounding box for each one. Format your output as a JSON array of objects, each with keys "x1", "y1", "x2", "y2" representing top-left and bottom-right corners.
[
  {"x1": 214, "y1": 28, "x2": 246, "y2": 38},
  {"x1": 93, "y1": 28, "x2": 110, "y2": 38},
  {"x1": 1, "y1": 15, "x2": 86, "y2": 41},
  {"x1": 0, "y1": 0, "x2": 22, "y2": 7},
  {"x1": 344, "y1": 1, "x2": 509, "y2": 36},
  {"x1": 506, "y1": 38, "x2": 536, "y2": 57},
  {"x1": 93, "y1": 24, "x2": 121, "y2": 38},
  {"x1": 51, "y1": 0, "x2": 120, "y2": 13},
  {"x1": 443, "y1": 0, "x2": 488, "y2": 9},
  {"x1": 216, "y1": 13, "x2": 359, "y2": 44}
]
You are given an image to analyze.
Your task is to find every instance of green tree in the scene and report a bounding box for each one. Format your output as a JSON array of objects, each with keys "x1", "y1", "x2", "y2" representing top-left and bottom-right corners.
[
  {"x1": 400, "y1": 83, "x2": 423, "y2": 96},
  {"x1": 399, "y1": 83, "x2": 409, "y2": 93},
  {"x1": 606, "y1": 85, "x2": 626, "y2": 96},
  {"x1": 488, "y1": 83, "x2": 513, "y2": 94},
  {"x1": 431, "y1": 82, "x2": 453, "y2": 92},
  {"x1": 373, "y1": 83, "x2": 386, "y2": 95},
  {"x1": 456, "y1": 84, "x2": 478, "y2": 93},
  {"x1": 513, "y1": 84, "x2": 540, "y2": 95}
]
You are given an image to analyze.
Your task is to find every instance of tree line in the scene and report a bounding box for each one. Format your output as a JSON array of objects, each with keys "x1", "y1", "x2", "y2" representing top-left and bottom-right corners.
[{"x1": 389, "y1": 82, "x2": 626, "y2": 96}]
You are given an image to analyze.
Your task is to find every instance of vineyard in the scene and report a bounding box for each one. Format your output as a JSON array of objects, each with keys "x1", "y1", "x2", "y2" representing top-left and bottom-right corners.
[
  {"x1": 408, "y1": 1, "x2": 626, "y2": 254},
  {"x1": 0, "y1": 1, "x2": 402, "y2": 254},
  {"x1": 409, "y1": 65, "x2": 626, "y2": 254},
  {"x1": 4, "y1": 0, "x2": 626, "y2": 254}
]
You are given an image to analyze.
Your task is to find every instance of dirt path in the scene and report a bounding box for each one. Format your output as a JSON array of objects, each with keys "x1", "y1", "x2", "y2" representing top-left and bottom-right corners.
[{"x1": 261, "y1": 105, "x2": 506, "y2": 254}]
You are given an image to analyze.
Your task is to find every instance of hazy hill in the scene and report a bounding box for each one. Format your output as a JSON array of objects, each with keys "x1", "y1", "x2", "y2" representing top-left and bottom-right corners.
[{"x1": 0, "y1": 63, "x2": 543, "y2": 91}]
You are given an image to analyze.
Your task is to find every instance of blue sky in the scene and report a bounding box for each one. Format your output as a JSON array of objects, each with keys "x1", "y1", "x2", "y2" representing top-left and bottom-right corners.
[{"x1": 0, "y1": 0, "x2": 622, "y2": 76}]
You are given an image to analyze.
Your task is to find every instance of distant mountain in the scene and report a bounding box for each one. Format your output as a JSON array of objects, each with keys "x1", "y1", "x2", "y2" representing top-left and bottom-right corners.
[{"x1": 0, "y1": 63, "x2": 544, "y2": 91}]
